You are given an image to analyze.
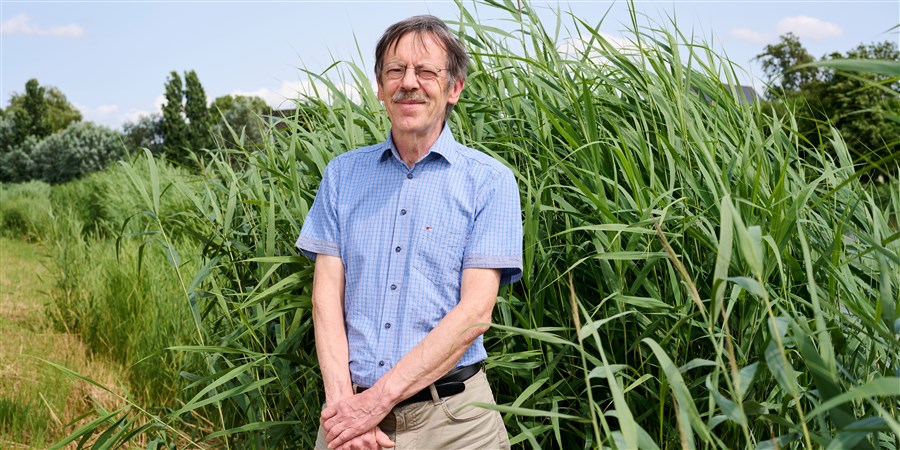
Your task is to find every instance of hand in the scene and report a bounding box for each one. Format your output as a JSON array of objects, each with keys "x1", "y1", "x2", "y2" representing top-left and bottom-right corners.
[
  {"x1": 322, "y1": 391, "x2": 393, "y2": 449},
  {"x1": 333, "y1": 427, "x2": 395, "y2": 450}
]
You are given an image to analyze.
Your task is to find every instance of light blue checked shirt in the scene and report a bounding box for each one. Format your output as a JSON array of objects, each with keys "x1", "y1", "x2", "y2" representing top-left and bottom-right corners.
[{"x1": 296, "y1": 125, "x2": 522, "y2": 388}]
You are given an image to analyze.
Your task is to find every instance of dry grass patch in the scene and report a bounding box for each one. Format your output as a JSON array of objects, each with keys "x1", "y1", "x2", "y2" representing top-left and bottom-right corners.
[{"x1": 0, "y1": 238, "x2": 127, "y2": 449}]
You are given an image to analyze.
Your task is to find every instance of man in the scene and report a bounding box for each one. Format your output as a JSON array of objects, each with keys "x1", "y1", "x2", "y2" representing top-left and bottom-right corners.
[{"x1": 296, "y1": 15, "x2": 522, "y2": 450}]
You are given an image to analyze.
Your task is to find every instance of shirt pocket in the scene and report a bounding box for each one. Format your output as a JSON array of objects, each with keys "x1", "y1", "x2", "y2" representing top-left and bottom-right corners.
[{"x1": 413, "y1": 226, "x2": 464, "y2": 286}]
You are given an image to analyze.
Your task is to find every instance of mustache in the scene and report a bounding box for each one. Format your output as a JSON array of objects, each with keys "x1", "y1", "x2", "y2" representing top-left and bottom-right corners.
[{"x1": 392, "y1": 91, "x2": 428, "y2": 103}]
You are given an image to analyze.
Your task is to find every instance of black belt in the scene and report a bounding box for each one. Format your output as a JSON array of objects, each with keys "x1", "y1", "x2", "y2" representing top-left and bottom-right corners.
[{"x1": 359, "y1": 363, "x2": 482, "y2": 407}]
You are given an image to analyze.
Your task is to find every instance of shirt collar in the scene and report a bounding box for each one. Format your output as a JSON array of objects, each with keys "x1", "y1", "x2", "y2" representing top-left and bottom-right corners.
[{"x1": 379, "y1": 124, "x2": 459, "y2": 166}]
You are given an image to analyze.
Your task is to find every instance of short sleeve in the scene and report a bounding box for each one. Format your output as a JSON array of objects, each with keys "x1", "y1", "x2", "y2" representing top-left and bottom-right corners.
[
  {"x1": 462, "y1": 168, "x2": 523, "y2": 285},
  {"x1": 296, "y1": 159, "x2": 342, "y2": 261}
]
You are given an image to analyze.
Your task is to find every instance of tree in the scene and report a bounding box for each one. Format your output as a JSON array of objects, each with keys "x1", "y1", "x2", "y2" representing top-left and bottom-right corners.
[
  {"x1": 161, "y1": 71, "x2": 188, "y2": 163},
  {"x1": 123, "y1": 113, "x2": 164, "y2": 155},
  {"x1": 184, "y1": 70, "x2": 211, "y2": 151},
  {"x1": 756, "y1": 36, "x2": 900, "y2": 178},
  {"x1": 210, "y1": 94, "x2": 270, "y2": 149},
  {"x1": 818, "y1": 41, "x2": 900, "y2": 175},
  {"x1": 4, "y1": 79, "x2": 82, "y2": 147},
  {"x1": 756, "y1": 33, "x2": 819, "y2": 99}
]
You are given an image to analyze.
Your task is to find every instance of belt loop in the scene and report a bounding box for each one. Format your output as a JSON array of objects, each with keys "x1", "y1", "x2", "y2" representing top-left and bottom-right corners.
[{"x1": 428, "y1": 383, "x2": 441, "y2": 405}]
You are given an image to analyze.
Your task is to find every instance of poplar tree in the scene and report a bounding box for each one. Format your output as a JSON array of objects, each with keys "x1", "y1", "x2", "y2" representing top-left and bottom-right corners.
[
  {"x1": 184, "y1": 70, "x2": 211, "y2": 150},
  {"x1": 161, "y1": 71, "x2": 188, "y2": 163}
]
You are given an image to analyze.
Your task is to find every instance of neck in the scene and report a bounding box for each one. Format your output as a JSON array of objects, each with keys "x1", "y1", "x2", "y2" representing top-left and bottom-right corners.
[{"x1": 393, "y1": 125, "x2": 443, "y2": 168}]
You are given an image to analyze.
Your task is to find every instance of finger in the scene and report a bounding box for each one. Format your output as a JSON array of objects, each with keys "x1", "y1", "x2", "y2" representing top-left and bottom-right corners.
[
  {"x1": 329, "y1": 429, "x2": 354, "y2": 450},
  {"x1": 375, "y1": 427, "x2": 395, "y2": 448}
]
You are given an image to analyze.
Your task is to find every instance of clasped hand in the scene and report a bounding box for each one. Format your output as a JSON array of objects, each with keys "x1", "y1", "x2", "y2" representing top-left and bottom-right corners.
[{"x1": 321, "y1": 390, "x2": 395, "y2": 450}]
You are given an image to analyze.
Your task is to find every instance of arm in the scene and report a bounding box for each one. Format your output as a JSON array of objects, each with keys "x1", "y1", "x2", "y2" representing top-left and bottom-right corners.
[
  {"x1": 322, "y1": 267, "x2": 501, "y2": 448},
  {"x1": 311, "y1": 254, "x2": 353, "y2": 405}
]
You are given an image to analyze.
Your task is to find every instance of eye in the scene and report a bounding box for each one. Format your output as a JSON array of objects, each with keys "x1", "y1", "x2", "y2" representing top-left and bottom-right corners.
[
  {"x1": 384, "y1": 65, "x2": 406, "y2": 79},
  {"x1": 417, "y1": 67, "x2": 440, "y2": 80}
]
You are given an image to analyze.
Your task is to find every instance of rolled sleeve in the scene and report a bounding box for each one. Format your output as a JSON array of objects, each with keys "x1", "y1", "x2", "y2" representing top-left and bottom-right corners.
[
  {"x1": 296, "y1": 160, "x2": 342, "y2": 261},
  {"x1": 462, "y1": 168, "x2": 523, "y2": 285}
]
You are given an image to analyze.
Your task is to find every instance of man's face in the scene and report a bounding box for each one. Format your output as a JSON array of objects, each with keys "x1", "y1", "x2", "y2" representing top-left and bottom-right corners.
[{"x1": 377, "y1": 32, "x2": 464, "y2": 139}]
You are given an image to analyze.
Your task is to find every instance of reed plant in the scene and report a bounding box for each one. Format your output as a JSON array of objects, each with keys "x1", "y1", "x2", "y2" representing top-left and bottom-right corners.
[{"x1": 50, "y1": 0, "x2": 898, "y2": 448}]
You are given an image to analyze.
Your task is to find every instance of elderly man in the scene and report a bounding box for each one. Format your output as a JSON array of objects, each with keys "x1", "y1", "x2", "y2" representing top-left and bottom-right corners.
[{"x1": 297, "y1": 15, "x2": 522, "y2": 450}]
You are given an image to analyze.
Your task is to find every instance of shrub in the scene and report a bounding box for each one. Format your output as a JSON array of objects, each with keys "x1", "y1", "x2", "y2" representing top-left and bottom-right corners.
[
  {"x1": 0, "y1": 135, "x2": 39, "y2": 183},
  {"x1": 30, "y1": 122, "x2": 125, "y2": 184}
]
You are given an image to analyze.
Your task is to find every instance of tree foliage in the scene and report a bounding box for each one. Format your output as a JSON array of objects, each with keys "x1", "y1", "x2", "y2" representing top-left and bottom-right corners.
[
  {"x1": 756, "y1": 35, "x2": 900, "y2": 178},
  {"x1": 756, "y1": 33, "x2": 818, "y2": 99},
  {"x1": 3, "y1": 78, "x2": 82, "y2": 148},
  {"x1": 184, "y1": 70, "x2": 212, "y2": 151},
  {"x1": 123, "y1": 113, "x2": 164, "y2": 155},
  {"x1": 210, "y1": 94, "x2": 270, "y2": 149},
  {"x1": 1, "y1": 122, "x2": 124, "y2": 184},
  {"x1": 161, "y1": 71, "x2": 189, "y2": 163}
]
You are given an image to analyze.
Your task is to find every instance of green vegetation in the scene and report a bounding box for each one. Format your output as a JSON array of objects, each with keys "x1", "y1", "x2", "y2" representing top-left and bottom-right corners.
[
  {"x1": 0, "y1": 1, "x2": 897, "y2": 448},
  {"x1": 756, "y1": 34, "x2": 900, "y2": 179},
  {"x1": 0, "y1": 78, "x2": 111, "y2": 184},
  {"x1": 0, "y1": 237, "x2": 126, "y2": 449}
]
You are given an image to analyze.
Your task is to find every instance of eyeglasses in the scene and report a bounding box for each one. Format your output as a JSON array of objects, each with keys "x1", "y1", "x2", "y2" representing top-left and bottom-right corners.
[{"x1": 382, "y1": 63, "x2": 447, "y2": 81}]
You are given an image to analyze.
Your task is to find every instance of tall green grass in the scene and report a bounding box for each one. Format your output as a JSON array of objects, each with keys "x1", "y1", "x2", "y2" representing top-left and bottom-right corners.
[{"x1": 37, "y1": 0, "x2": 900, "y2": 448}]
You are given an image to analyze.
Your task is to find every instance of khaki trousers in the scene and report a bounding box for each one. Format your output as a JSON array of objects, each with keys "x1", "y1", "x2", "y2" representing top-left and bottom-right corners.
[{"x1": 315, "y1": 370, "x2": 510, "y2": 450}]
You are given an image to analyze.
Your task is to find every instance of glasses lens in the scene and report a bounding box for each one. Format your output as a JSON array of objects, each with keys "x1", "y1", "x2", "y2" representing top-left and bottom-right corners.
[
  {"x1": 384, "y1": 64, "x2": 405, "y2": 80},
  {"x1": 417, "y1": 65, "x2": 440, "y2": 80}
]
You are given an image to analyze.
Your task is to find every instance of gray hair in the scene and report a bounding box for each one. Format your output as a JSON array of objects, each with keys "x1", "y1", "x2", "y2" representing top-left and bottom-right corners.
[{"x1": 374, "y1": 15, "x2": 469, "y2": 89}]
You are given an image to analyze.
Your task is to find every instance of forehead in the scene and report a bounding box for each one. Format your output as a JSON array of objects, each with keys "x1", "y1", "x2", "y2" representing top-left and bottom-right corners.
[{"x1": 384, "y1": 31, "x2": 448, "y2": 62}]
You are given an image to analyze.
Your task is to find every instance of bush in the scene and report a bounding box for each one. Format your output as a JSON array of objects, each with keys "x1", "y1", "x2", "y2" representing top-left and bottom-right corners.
[
  {"x1": 0, "y1": 135, "x2": 39, "y2": 183},
  {"x1": 0, "y1": 181, "x2": 52, "y2": 239},
  {"x1": 30, "y1": 122, "x2": 125, "y2": 184}
]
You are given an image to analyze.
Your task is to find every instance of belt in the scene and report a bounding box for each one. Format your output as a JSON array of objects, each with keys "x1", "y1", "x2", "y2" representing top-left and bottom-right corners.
[{"x1": 359, "y1": 363, "x2": 482, "y2": 407}]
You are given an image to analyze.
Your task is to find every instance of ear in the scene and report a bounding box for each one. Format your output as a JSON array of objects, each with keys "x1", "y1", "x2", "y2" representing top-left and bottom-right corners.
[
  {"x1": 446, "y1": 78, "x2": 464, "y2": 105},
  {"x1": 377, "y1": 81, "x2": 385, "y2": 102}
]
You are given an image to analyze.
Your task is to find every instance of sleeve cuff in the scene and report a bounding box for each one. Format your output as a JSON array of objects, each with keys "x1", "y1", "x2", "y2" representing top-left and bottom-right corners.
[
  {"x1": 463, "y1": 254, "x2": 523, "y2": 285},
  {"x1": 295, "y1": 236, "x2": 340, "y2": 261}
]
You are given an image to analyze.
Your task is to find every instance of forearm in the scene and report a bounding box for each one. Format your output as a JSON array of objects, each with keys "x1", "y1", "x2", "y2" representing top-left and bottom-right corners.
[{"x1": 311, "y1": 255, "x2": 353, "y2": 404}]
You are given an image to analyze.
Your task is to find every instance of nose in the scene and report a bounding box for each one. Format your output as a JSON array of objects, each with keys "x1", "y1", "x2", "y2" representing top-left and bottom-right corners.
[{"x1": 399, "y1": 66, "x2": 419, "y2": 90}]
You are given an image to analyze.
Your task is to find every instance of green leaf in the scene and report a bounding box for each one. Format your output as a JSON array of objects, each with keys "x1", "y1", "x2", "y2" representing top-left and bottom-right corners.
[
  {"x1": 809, "y1": 378, "x2": 900, "y2": 419},
  {"x1": 705, "y1": 375, "x2": 747, "y2": 425}
]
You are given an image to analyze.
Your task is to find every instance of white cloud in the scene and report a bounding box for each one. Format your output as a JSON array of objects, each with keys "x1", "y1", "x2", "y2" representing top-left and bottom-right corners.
[
  {"x1": 1, "y1": 13, "x2": 85, "y2": 38},
  {"x1": 776, "y1": 16, "x2": 843, "y2": 41},
  {"x1": 731, "y1": 28, "x2": 772, "y2": 45},
  {"x1": 72, "y1": 103, "x2": 151, "y2": 129},
  {"x1": 153, "y1": 95, "x2": 167, "y2": 110},
  {"x1": 96, "y1": 104, "x2": 118, "y2": 114}
]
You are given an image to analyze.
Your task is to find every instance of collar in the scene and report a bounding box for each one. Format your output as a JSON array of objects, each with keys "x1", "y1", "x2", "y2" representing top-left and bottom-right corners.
[{"x1": 379, "y1": 124, "x2": 459, "y2": 166}]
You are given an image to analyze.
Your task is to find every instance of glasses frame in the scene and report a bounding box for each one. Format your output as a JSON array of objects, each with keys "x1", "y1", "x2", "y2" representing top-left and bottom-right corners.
[{"x1": 382, "y1": 63, "x2": 448, "y2": 82}]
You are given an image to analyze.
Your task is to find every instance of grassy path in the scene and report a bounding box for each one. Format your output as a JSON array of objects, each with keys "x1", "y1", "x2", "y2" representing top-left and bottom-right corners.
[{"x1": 0, "y1": 237, "x2": 124, "y2": 449}]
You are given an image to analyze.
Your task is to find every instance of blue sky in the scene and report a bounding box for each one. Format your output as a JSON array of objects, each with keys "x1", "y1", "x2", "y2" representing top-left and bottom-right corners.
[{"x1": 2, "y1": 1, "x2": 897, "y2": 129}]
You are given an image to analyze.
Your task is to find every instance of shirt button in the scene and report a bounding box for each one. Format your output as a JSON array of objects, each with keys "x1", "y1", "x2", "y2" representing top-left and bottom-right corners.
[
  {"x1": 378, "y1": 360, "x2": 385, "y2": 367},
  {"x1": 395, "y1": 246, "x2": 401, "y2": 252},
  {"x1": 407, "y1": 173, "x2": 413, "y2": 179},
  {"x1": 390, "y1": 284, "x2": 397, "y2": 290},
  {"x1": 400, "y1": 209, "x2": 407, "y2": 215},
  {"x1": 384, "y1": 323, "x2": 391, "y2": 329}
]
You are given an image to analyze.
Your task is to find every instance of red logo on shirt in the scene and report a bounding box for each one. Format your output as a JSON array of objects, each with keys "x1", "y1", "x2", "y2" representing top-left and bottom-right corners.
[{"x1": 425, "y1": 226, "x2": 432, "y2": 231}]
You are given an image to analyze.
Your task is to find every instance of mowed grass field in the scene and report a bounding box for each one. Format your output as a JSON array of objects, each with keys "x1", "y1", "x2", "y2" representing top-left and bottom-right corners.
[{"x1": 0, "y1": 238, "x2": 125, "y2": 449}]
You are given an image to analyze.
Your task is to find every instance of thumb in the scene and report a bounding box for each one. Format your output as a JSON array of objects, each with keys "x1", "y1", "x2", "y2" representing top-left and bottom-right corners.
[{"x1": 375, "y1": 427, "x2": 395, "y2": 448}]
